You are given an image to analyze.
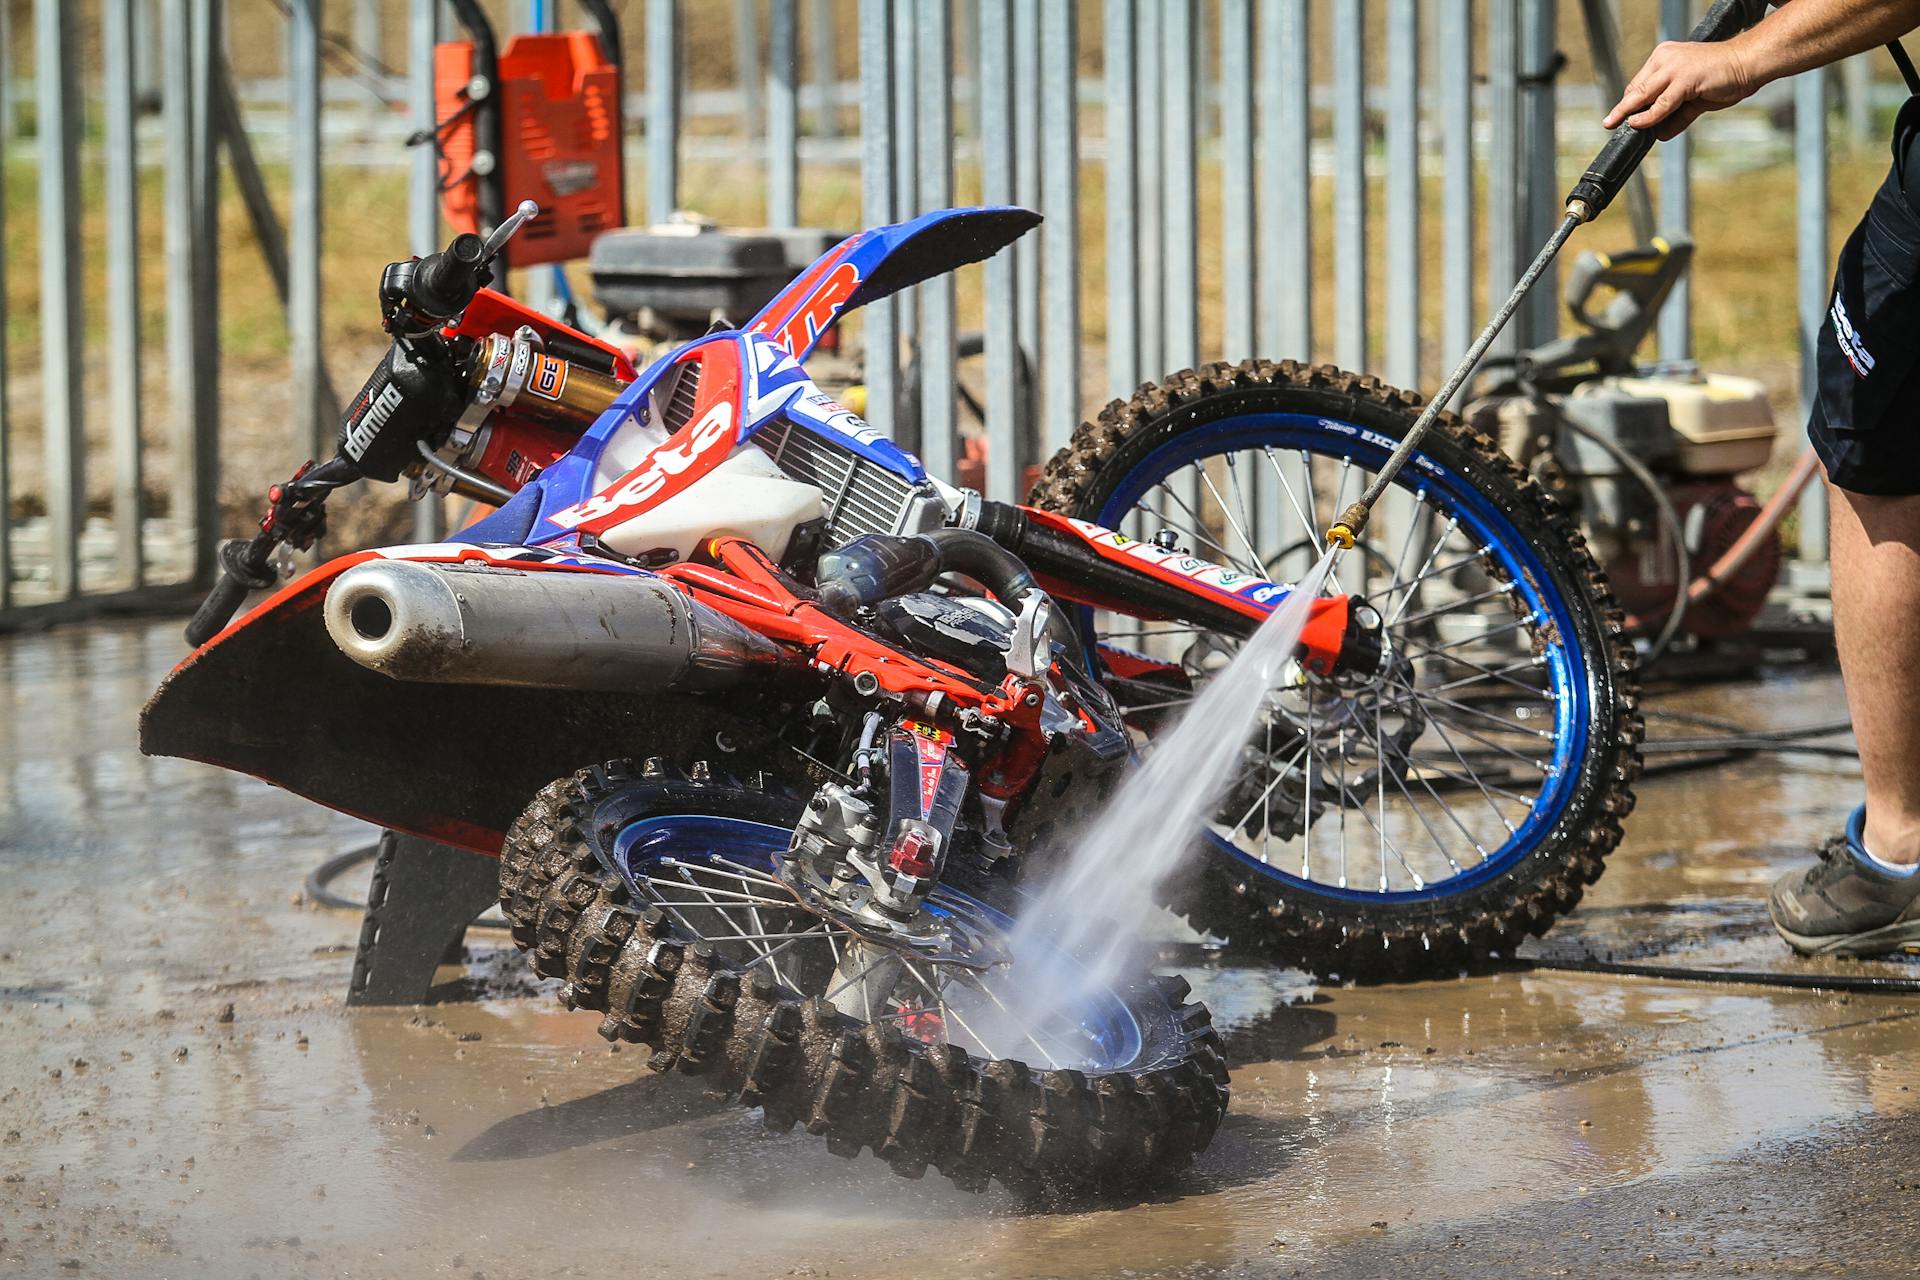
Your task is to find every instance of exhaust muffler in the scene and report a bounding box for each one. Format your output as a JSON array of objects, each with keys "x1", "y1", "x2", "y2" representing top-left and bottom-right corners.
[{"x1": 324, "y1": 558, "x2": 781, "y2": 691}]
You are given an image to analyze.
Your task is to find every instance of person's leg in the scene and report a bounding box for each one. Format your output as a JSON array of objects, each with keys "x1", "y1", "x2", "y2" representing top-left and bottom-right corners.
[{"x1": 1828, "y1": 480, "x2": 1920, "y2": 864}]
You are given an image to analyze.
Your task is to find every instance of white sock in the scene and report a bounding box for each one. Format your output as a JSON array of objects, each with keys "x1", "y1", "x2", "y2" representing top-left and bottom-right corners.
[{"x1": 1860, "y1": 840, "x2": 1920, "y2": 878}]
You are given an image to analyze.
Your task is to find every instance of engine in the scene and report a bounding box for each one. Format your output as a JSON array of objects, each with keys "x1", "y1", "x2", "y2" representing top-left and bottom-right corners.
[{"x1": 1493, "y1": 371, "x2": 1784, "y2": 640}]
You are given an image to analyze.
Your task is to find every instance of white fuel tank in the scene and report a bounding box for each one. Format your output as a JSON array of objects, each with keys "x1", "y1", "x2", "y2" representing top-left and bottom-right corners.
[{"x1": 594, "y1": 441, "x2": 824, "y2": 564}]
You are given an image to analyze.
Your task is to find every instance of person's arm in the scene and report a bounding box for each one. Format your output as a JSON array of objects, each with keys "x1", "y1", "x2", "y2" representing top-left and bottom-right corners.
[{"x1": 1604, "y1": 0, "x2": 1920, "y2": 140}]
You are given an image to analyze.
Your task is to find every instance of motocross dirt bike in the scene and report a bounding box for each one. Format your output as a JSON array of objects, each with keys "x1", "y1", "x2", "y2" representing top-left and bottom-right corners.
[{"x1": 142, "y1": 203, "x2": 1637, "y2": 1191}]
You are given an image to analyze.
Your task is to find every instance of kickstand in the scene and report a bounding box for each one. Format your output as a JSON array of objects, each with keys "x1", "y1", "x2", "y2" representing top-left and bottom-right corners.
[{"x1": 346, "y1": 831, "x2": 501, "y2": 1006}]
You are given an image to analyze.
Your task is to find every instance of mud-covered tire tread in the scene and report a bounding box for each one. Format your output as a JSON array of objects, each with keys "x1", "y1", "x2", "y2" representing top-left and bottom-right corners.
[
  {"x1": 1028, "y1": 359, "x2": 1643, "y2": 982},
  {"x1": 498, "y1": 760, "x2": 1228, "y2": 1196}
]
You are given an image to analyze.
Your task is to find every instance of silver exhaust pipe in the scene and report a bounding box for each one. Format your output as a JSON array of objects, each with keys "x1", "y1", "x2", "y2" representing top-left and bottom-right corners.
[{"x1": 324, "y1": 558, "x2": 782, "y2": 691}]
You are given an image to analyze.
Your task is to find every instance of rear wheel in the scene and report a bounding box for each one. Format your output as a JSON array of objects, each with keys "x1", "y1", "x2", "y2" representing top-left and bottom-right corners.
[
  {"x1": 1031, "y1": 360, "x2": 1643, "y2": 980},
  {"x1": 498, "y1": 758, "x2": 1229, "y2": 1196}
]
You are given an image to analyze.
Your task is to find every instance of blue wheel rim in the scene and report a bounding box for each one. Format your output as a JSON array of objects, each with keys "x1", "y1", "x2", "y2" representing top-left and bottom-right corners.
[
  {"x1": 610, "y1": 814, "x2": 1145, "y2": 1069},
  {"x1": 1089, "y1": 411, "x2": 1590, "y2": 905}
]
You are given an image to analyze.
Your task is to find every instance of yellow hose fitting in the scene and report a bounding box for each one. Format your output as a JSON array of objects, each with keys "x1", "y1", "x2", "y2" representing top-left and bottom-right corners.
[{"x1": 1324, "y1": 500, "x2": 1371, "y2": 550}]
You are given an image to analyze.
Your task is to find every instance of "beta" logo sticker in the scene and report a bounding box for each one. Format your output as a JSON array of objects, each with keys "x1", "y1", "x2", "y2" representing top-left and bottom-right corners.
[{"x1": 548, "y1": 401, "x2": 736, "y2": 531}]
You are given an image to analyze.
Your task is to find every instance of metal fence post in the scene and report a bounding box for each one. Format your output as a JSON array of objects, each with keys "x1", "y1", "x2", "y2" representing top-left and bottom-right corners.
[
  {"x1": 1658, "y1": 0, "x2": 1694, "y2": 361},
  {"x1": 1486, "y1": 0, "x2": 1519, "y2": 362},
  {"x1": 1332, "y1": 0, "x2": 1368, "y2": 372},
  {"x1": 1012, "y1": 0, "x2": 1041, "y2": 434},
  {"x1": 1162, "y1": 0, "x2": 1198, "y2": 374},
  {"x1": 1039, "y1": 0, "x2": 1080, "y2": 449},
  {"x1": 810, "y1": 0, "x2": 837, "y2": 137},
  {"x1": 1796, "y1": 67, "x2": 1831, "y2": 570},
  {"x1": 1521, "y1": 0, "x2": 1558, "y2": 346},
  {"x1": 0, "y1": 29, "x2": 10, "y2": 610},
  {"x1": 769, "y1": 0, "x2": 800, "y2": 225},
  {"x1": 1104, "y1": 0, "x2": 1139, "y2": 398},
  {"x1": 1134, "y1": 0, "x2": 1163, "y2": 382},
  {"x1": 916, "y1": 0, "x2": 956, "y2": 480},
  {"x1": 981, "y1": 0, "x2": 1022, "y2": 502},
  {"x1": 290, "y1": 0, "x2": 327, "y2": 462},
  {"x1": 410, "y1": 0, "x2": 445, "y2": 543},
  {"x1": 1259, "y1": 0, "x2": 1311, "y2": 363},
  {"x1": 0, "y1": 2, "x2": 13, "y2": 145},
  {"x1": 1220, "y1": 0, "x2": 1255, "y2": 366},
  {"x1": 1385, "y1": 0, "x2": 1419, "y2": 389},
  {"x1": 354, "y1": 0, "x2": 383, "y2": 110},
  {"x1": 889, "y1": 2, "x2": 920, "y2": 451},
  {"x1": 736, "y1": 0, "x2": 762, "y2": 136},
  {"x1": 1442, "y1": 0, "x2": 1475, "y2": 375},
  {"x1": 106, "y1": 0, "x2": 146, "y2": 588},
  {"x1": 646, "y1": 0, "x2": 681, "y2": 224},
  {"x1": 857, "y1": 0, "x2": 897, "y2": 441},
  {"x1": 38, "y1": 0, "x2": 85, "y2": 600},
  {"x1": 165, "y1": 0, "x2": 201, "y2": 575}
]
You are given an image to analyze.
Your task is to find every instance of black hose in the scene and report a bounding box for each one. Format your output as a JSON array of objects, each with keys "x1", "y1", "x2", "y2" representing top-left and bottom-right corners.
[
  {"x1": 1520, "y1": 954, "x2": 1920, "y2": 994},
  {"x1": 305, "y1": 843, "x2": 508, "y2": 929},
  {"x1": 1528, "y1": 386, "x2": 1692, "y2": 664},
  {"x1": 921, "y1": 528, "x2": 1039, "y2": 603}
]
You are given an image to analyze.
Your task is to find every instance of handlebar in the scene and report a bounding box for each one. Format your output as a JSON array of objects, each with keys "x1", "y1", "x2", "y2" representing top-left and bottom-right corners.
[
  {"x1": 410, "y1": 233, "x2": 487, "y2": 320},
  {"x1": 184, "y1": 538, "x2": 278, "y2": 647},
  {"x1": 382, "y1": 200, "x2": 541, "y2": 335},
  {"x1": 182, "y1": 457, "x2": 361, "y2": 648}
]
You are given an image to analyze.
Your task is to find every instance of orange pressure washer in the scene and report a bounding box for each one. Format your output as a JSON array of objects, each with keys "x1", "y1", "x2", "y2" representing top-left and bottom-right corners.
[{"x1": 422, "y1": 0, "x2": 626, "y2": 268}]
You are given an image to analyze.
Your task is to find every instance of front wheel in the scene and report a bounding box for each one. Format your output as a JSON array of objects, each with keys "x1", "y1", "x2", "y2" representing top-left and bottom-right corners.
[
  {"x1": 1030, "y1": 360, "x2": 1643, "y2": 980},
  {"x1": 497, "y1": 759, "x2": 1229, "y2": 1196}
]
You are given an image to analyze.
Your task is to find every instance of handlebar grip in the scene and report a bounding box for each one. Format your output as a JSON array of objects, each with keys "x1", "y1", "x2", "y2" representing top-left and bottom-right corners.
[
  {"x1": 1564, "y1": 0, "x2": 1769, "y2": 220},
  {"x1": 184, "y1": 570, "x2": 253, "y2": 648},
  {"x1": 410, "y1": 233, "x2": 487, "y2": 319},
  {"x1": 183, "y1": 540, "x2": 276, "y2": 648}
]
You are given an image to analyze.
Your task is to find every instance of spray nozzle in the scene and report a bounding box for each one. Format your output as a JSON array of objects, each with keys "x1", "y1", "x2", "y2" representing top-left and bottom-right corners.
[{"x1": 1324, "y1": 500, "x2": 1371, "y2": 550}]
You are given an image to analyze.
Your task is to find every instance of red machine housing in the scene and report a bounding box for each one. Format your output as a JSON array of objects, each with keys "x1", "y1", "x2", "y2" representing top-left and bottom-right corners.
[{"x1": 435, "y1": 32, "x2": 623, "y2": 267}]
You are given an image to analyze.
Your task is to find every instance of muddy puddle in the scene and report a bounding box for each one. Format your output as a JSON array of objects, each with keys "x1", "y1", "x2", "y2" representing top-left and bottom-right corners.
[{"x1": 3, "y1": 621, "x2": 1916, "y2": 1277}]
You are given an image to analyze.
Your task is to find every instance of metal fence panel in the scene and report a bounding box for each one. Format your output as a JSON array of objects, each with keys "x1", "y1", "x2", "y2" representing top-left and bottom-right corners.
[{"x1": 1, "y1": 0, "x2": 1854, "y2": 631}]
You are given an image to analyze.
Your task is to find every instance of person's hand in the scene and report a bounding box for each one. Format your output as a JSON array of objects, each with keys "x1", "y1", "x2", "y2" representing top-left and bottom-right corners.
[{"x1": 1603, "y1": 38, "x2": 1760, "y2": 140}]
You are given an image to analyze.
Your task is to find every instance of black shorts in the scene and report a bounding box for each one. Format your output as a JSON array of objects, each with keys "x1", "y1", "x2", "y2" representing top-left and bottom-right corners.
[{"x1": 1810, "y1": 98, "x2": 1920, "y2": 496}]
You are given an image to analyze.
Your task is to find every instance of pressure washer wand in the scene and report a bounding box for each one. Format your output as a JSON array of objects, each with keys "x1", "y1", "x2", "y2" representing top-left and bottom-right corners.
[{"x1": 1323, "y1": 0, "x2": 1770, "y2": 551}]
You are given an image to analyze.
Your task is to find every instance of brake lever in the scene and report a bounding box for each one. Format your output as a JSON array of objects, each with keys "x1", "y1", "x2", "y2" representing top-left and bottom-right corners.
[{"x1": 481, "y1": 199, "x2": 540, "y2": 263}]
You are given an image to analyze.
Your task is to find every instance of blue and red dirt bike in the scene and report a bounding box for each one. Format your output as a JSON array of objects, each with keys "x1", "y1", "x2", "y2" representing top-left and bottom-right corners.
[{"x1": 142, "y1": 204, "x2": 1639, "y2": 1193}]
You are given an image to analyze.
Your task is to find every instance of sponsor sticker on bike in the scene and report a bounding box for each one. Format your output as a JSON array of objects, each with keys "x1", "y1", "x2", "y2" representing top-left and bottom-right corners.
[
  {"x1": 1068, "y1": 519, "x2": 1287, "y2": 606},
  {"x1": 548, "y1": 400, "x2": 737, "y2": 530},
  {"x1": 526, "y1": 353, "x2": 569, "y2": 401}
]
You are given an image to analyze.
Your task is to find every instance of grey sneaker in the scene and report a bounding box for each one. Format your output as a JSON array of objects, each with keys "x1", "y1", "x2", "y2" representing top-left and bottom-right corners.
[{"x1": 1769, "y1": 807, "x2": 1920, "y2": 956}]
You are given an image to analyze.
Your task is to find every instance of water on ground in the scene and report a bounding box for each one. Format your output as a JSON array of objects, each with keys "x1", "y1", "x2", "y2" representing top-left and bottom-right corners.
[{"x1": 2, "y1": 620, "x2": 1913, "y2": 1277}]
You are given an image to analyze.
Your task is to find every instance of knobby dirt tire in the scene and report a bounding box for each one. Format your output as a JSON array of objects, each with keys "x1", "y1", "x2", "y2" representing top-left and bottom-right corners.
[
  {"x1": 1028, "y1": 359, "x2": 1644, "y2": 981},
  {"x1": 497, "y1": 758, "x2": 1230, "y2": 1197}
]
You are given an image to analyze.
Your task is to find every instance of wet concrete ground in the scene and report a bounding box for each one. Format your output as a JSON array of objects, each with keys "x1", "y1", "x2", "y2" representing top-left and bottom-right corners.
[{"x1": 3, "y1": 619, "x2": 1916, "y2": 1278}]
